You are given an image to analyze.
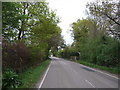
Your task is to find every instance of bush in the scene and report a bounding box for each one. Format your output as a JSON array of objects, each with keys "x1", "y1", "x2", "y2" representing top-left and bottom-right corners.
[
  {"x1": 2, "y1": 41, "x2": 30, "y2": 73},
  {"x1": 2, "y1": 69, "x2": 22, "y2": 88}
]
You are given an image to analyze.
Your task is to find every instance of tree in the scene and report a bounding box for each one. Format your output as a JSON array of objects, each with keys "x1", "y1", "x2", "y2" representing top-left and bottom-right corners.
[
  {"x1": 86, "y1": 0, "x2": 120, "y2": 40},
  {"x1": 71, "y1": 18, "x2": 120, "y2": 67},
  {"x1": 2, "y1": 2, "x2": 19, "y2": 41},
  {"x1": 2, "y1": 1, "x2": 63, "y2": 71}
]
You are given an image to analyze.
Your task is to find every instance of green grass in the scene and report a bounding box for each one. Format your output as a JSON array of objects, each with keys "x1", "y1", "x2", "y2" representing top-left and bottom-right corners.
[
  {"x1": 76, "y1": 60, "x2": 120, "y2": 75},
  {"x1": 19, "y1": 60, "x2": 50, "y2": 88}
]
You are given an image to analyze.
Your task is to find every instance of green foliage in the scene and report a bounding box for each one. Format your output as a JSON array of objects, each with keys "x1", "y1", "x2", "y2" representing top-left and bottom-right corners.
[
  {"x1": 77, "y1": 60, "x2": 120, "y2": 74},
  {"x1": 2, "y1": 2, "x2": 64, "y2": 88},
  {"x1": 63, "y1": 0, "x2": 120, "y2": 73},
  {"x1": 2, "y1": 69, "x2": 22, "y2": 88},
  {"x1": 84, "y1": 35, "x2": 120, "y2": 67},
  {"x1": 2, "y1": 2, "x2": 19, "y2": 41},
  {"x1": 86, "y1": 0, "x2": 120, "y2": 40},
  {"x1": 70, "y1": 18, "x2": 120, "y2": 68},
  {"x1": 58, "y1": 45, "x2": 79, "y2": 59},
  {"x1": 28, "y1": 45, "x2": 47, "y2": 65},
  {"x1": 2, "y1": 60, "x2": 50, "y2": 88},
  {"x1": 19, "y1": 60, "x2": 50, "y2": 88},
  {"x1": 2, "y1": 1, "x2": 63, "y2": 71}
]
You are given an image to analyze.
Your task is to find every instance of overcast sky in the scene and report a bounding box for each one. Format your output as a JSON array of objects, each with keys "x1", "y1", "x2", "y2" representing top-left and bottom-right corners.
[{"x1": 47, "y1": 0, "x2": 94, "y2": 45}]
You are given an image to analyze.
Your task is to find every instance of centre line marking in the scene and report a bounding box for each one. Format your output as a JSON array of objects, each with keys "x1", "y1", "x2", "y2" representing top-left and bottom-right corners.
[{"x1": 85, "y1": 80, "x2": 95, "y2": 88}]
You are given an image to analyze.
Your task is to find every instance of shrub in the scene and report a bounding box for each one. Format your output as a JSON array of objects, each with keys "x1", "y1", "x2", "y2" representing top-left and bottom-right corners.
[
  {"x1": 2, "y1": 69, "x2": 22, "y2": 88},
  {"x1": 2, "y1": 41, "x2": 30, "y2": 73}
]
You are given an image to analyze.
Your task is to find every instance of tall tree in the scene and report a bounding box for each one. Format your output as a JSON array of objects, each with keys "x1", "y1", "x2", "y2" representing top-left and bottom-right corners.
[
  {"x1": 2, "y1": 2, "x2": 19, "y2": 41},
  {"x1": 86, "y1": 0, "x2": 120, "y2": 40}
]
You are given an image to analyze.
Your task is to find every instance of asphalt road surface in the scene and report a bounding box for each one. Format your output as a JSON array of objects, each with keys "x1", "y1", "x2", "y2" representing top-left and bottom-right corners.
[{"x1": 40, "y1": 57, "x2": 119, "y2": 88}]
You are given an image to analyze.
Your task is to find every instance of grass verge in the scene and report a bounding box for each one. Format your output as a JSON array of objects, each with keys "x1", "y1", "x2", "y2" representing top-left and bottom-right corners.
[
  {"x1": 76, "y1": 60, "x2": 120, "y2": 75},
  {"x1": 19, "y1": 60, "x2": 50, "y2": 88}
]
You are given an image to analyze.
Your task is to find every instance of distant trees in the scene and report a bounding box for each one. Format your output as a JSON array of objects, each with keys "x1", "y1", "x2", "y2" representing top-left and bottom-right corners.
[
  {"x1": 71, "y1": 18, "x2": 119, "y2": 67},
  {"x1": 59, "y1": 0, "x2": 120, "y2": 67},
  {"x1": 2, "y1": 2, "x2": 63, "y2": 72}
]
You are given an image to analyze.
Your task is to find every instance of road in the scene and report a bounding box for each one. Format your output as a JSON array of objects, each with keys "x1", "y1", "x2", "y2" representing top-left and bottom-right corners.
[{"x1": 39, "y1": 57, "x2": 119, "y2": 88}]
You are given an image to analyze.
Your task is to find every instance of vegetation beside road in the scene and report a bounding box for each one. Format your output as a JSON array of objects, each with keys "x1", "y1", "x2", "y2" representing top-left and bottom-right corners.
[
  {"x1": 2, "y1": 60, "x2": 50, "y2": 88},
  {"x1": 76, "y1": 60, "x2": 120, "y2": 75},
  {"x1": 19, "y1": 60, "x2": 50, "y2": 88},
  {"x1": 2, "y1": 0, "x2": 120, "y2": 88},
  {"x1": 2, "y1": 1, "x2": 63, "y2": 88},
  {"x1": 57, "y1": 0, "x2": 120, "y2": 75}
]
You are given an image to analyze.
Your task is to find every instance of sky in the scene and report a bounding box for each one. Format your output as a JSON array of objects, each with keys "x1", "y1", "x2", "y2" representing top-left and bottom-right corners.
[{"x1": 47, "y1": 0, "x2": 94, "y2": 45}]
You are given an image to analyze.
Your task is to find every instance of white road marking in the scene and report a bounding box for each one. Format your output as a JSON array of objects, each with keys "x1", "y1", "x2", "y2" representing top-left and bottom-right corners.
[
  {"x1": 63, "y1": 58, "x2": 119, "y2": 80},
  {"x1": 38, "y1": 61, "x2": 52, "y2": 89},
  {"x1": 78, "y1": 63, "x2": 119, "y2": 79},
  {"x1": 85, "y1": 80, "x2": 95, "y2": 88}
]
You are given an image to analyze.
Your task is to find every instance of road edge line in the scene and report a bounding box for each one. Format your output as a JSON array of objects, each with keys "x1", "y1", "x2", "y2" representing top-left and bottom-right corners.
[
  {"x1": 61, "y1": 58, "x2": 119, "y2": 79},
  {"x1": 69, "y1": 60, "x2": 119, "y2": 79},
  {"x1": 38, "y1": 60, "x2": 52, "y2": 89},
  {"x1": 78, "y1": 63, "x2": 119, "y2": 79}
]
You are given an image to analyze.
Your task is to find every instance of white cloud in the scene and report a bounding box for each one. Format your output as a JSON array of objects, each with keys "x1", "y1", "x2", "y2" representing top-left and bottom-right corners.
[{"x1": 47, "y1": 0, "x2": 94, "y2": 45}]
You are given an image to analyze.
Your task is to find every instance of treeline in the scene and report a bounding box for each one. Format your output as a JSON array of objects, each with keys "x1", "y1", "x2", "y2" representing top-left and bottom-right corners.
[
  {"x1": 2, "y1": 2, "x2": 63, "y2": 72},
  {"x1": 58, "y1": 0, "x2": 120, "y2": 68},
  {"x1": 2, "y1": 2, "x2": 65, "y2": 88}
]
